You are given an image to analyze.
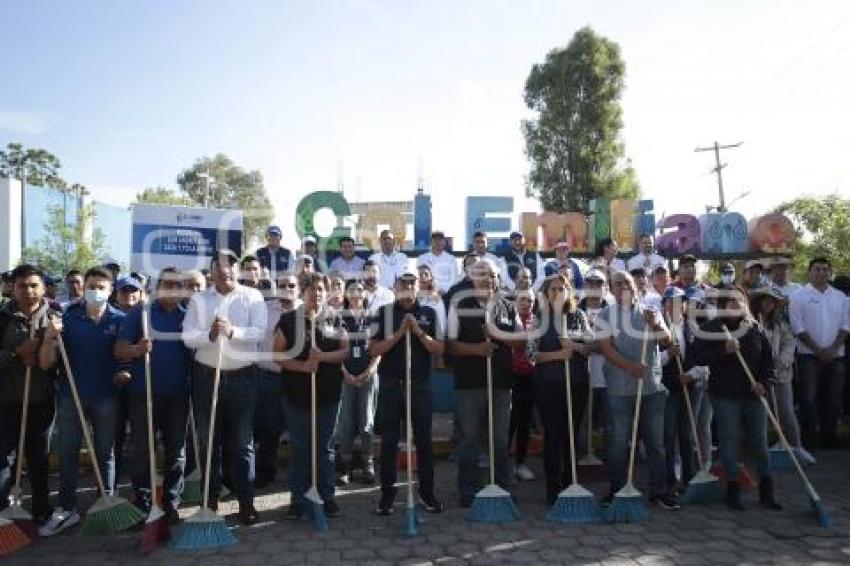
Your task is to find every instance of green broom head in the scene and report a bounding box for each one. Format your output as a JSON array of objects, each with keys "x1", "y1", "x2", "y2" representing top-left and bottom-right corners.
[
  {"x1": 547, "y1": 483, "x2": 601, "y2": 524},
  {"x1": 170, "y1": 507, "x2": 236, "y2": 550},
  {"x1": 182, "y1": 469, "x2": 203, "y2": 505},
  {"x1": 79, "y1": 494, "x2": 145, "y2": 536},
  {"x1": 303, "y1": 488, "x2": 327, "y2": 532},
  {"x1": 0, "y1": 517, "x2": 31, "y2": 556},
  {"x1": 603, "y1": 483, "x2": 648, "y2": 524},
  {"x1": 681, "y1": 469, "x2": 724, "y2": 504},
  {"x1": 469, "y1": 484, "x2": 520, "y2": 523}
]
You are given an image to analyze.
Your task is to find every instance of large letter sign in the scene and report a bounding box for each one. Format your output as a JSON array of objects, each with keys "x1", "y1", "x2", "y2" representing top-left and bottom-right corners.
[
  {"x1": 465, "y1": 197, "x2": 513, "y2": 247},
  {"x1": 295, "y1": 191, "x2": 352, "y2": 248},
  {"x1": 656, "y1": 214, "x2": 701, "y2": 256}
]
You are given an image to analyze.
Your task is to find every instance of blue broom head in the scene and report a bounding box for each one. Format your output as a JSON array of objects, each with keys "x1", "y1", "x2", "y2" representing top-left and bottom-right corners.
[
  {"x1": 603, "y1": 483, "x2": 648, "y2": 524},
  {"x1": 403, "y1": 506, "x2": 419, "y2": 537},
  {"x1": 769, "y1": 444, "x2": 793, "y2": 471},
  {"x1": 809, "y1": 497, "x2": 834, "y2": 529},
  {"x1": 680, "y1": 469, "x2": 724, "y2": 505},
  {"x1": 795, "y1": 447, "x2": 817, "y2": 467},
  {"x1": 547, "y1": 483, "x2": 601, "y2": 524},
  {"x1": 468, "y1": 484, "x2": 520, "y2": 523},
  {"x1": 79, "y1": 495, "x2": 145, "y2": 536},
  {"x1": 303, "y1": 488, "x2": 327, "y2": 532},
  {"x1": 170, "y1": 508, "x2": 237, "y2": 550}
]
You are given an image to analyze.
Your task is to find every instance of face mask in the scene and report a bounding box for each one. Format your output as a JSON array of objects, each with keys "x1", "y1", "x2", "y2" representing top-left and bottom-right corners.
[
  {"x1": 720, "y1": 274, "x2": 734, "y2": 286},
  {"x1": 704, "y1": 306, "x2": 718, "y2": 320},
  {"x1": 85, "y1": 288, "x2": 110, "y2": 306}
]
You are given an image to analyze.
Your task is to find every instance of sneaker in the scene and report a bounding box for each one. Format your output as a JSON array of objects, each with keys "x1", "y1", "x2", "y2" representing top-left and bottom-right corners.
[
  {"x1": 38, "y1": 509, "x2": 80, "y2": 537},
  {"x1": 650, "y1": 494, "x2": 681, "y2": 511},
  {"x1": 285, "y1": 503, "x2": 303, "y2": 521},
  {"x1": 514, "y1": 464, "x2": 536, "y2": 481},
  {"x1": 376, "y1": 489, "x2": 396, "y2": 516},
  {"x1": 336, "y1": 472, "x2": 350, "y2": 487},
  {"x1": 418, "y1": 492, "x2": 444, "y2": 513},
  {"x1": 324, "y1": 500, "x2": 341, "y2": 518}
]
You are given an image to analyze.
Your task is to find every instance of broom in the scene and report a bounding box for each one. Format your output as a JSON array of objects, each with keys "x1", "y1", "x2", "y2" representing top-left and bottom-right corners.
[
  {"x1": 0, "y1": 517, "x2": 30, "y2": 557},
  {"x1": 579, "y1": 338, "x2": 603, "y2": 467},
  {"x1": 403, "y1": 329, "x2": 421, "y2": 536},
  {"x1": 0, "y1": 324, "x2": 38, "y2": 541},
  {"x1": 767, "y1": 385, "x2": 816, "y2": 470},
  {"x1": 303, "y1": 317, "x2": 327, "y2": 531},
  {"x1": 140, "y1": 308, "x2": 170, "y2": 553},
  {"x1": 55, "y1": 333, "x2": 145, "y2": 535},
  {"x1": 469, "y1": 331, "x2": 520, "y2": 523},
  {"x1": 182, "y1": 403, "x2": 202, "y2": 505},
  {"x1": 723, "y1": 326, "x2": 832, "y2": 528},
  {"x1": 170, "y1": 336, "x2": 237, "y2": 549},
  {"x1": 547, "y1": 333, "x2": 601, "y2": 524},
  {"x1": 603, "y1": 328, "x2": 649, "y2": 524}
]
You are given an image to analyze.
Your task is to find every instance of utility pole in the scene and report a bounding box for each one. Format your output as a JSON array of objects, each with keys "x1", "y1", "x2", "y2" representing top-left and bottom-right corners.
[{"x1": 695, "y1": 141, "x2": 742, "y2": 213}]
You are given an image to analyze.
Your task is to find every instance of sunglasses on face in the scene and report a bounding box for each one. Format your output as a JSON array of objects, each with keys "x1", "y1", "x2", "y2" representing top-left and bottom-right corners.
[{"x1": 279, "y1": 283, "x2": 297, "y2": 289}]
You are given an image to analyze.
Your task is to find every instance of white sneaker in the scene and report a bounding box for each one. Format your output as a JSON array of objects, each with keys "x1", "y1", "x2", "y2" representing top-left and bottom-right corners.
[
  {"x1": 514, "y1": 464, "x2": 536, "y2": 481},
  {"x1": 38, "y1": 508, "x2": 81, "y2": 537}
]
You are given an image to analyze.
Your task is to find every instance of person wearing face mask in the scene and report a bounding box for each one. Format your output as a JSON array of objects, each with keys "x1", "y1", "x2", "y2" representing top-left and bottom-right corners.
[
  {"x1": 718, "y1": 263, "x2": 736, "y2": 288},
  {"x1": 38, "y1": 267, "x2": 125, "y2": 536},
  {"x1": 693, "y1": 285, "x2": 781, "y2": 512}
]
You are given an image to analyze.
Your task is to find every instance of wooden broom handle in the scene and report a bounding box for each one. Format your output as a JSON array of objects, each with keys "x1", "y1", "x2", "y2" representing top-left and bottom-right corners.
[
  {"x1": 142, "y1": 307, "x2": 158, "y2": 507},
  {"x1": 626, "y1": 328, "x2": 649, "y2": 486},
  {"x1": 666, "y1": 316, "x2": 705, "y2": 470},
  {"x1": 406, "y1": 329, "x2": 414, "y2": 506},
  {"x1": 12, "y1": 324, "x2": 36, "y2": 494}
]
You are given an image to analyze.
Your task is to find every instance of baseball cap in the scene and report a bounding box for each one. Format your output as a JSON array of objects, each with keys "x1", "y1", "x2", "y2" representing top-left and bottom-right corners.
[
  {"x1": 662, "y1": 286, "x2": 686, "y2": 303},
  {"x1": 430, "y1": 231, "x2": 446, "y2": 239},
  {"x1": 585, "y1": 268, "x2": 607, "y2": 283},
  {"x1": 629, "y1": 267, "x2": 647, "y2": 276},
  {"x1": 720, "y1": 262, "x2": 735, "y2": 273},
  {"x1": 211, "y1": 248, "x2": 239, "y2": 267},
  {"x1": 397, "y1": 270, "x2": 418, "y2": 282},
  {"x1": 266, "y1": 225, "x2": 282, "y2": 237},
  {"x1": 749, "y1": 284, "x2": 783, "y2": 301},
  {"x1": 555, "y1": 240, "x2": 570, "y2": 249},
  {"x1": 116, "y1": 276, "x2": 143, "y2": 292},
  {"x1": 652, "y1": 265, "x2": 669, "y2": 275},
  {"x1": 509, "y1": 231, "x2": 523, "y2": 240},
  {"x1": 769, "y1": 256, "x2": 792, "y2": 267},
  {"x1": 302, "y1": 235, "x2": 317, "y2": 245},
  {"x1": 678, "y1": 254, "x2": 697, "y2": 265},
  {"x1": 744, "y1": 259, "x2": 763, "y2": 271}
]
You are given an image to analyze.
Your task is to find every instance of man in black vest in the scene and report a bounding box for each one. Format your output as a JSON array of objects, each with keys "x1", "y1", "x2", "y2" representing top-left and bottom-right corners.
[
  {"x1": 448, "y1": 259, "x2": 527, "y2": 507},
  {"x1": 370, "y1": 271, "x2": 445, "y2": 515},
  {"x1": 256, "y1": 225, "x2": 292, "y2": 279},
  {"x1": 501, "y1": 231, "x2": 545, "y2": 292}
]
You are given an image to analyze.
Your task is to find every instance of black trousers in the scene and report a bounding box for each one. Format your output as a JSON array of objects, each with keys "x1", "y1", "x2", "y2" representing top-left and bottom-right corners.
[
  {"x1": 0, "y1": 400, "x2": 55, "y2": 519},
  {"x1": 508, "y1": 373, "x2": 534, "y2": 464}
]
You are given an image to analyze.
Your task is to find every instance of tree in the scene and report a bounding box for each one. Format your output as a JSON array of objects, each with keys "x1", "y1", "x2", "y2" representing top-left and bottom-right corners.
[
  {"x1": 522, "y1": 26, "x2": 639, "y2": 214},
  {"x1": 176, "y1": 154, "x2": 274, "y2": 246},
  {"x1": 0, "y1": 142, "x2": 67, "y2": 189},
  {"x1": 20, "y1": 202, "x2": 108, "y2": 276},
  {"x1": 774, "y1": 194, "x2": 850, "y2": 278},
  {"x1": 136, "y1": 186, "x2": 193, "y2": 206}
]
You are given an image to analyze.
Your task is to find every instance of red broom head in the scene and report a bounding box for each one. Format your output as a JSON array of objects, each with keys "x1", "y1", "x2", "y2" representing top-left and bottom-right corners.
[
  {"x1": 140, "y1": 516, "x2": 170, "y2": 554},
  {"x1": 0, "y1": 522, "x2": 32, "y2": 557}
]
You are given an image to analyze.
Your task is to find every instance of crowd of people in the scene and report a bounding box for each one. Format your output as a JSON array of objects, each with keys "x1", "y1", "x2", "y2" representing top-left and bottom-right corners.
[{"x1": 0, "y1": 223, "x2": 848, "y2": 537}]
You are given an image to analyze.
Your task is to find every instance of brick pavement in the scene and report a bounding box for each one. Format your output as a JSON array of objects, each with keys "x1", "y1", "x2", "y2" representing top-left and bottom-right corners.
[{"x1": 6, "y1": 449, "x2": 850, "y2": 565}]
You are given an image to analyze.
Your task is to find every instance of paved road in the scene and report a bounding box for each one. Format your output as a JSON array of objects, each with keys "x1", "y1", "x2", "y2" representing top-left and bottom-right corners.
[{"x1": 7, "y1": 449, "x2": 850, "y2": 565}]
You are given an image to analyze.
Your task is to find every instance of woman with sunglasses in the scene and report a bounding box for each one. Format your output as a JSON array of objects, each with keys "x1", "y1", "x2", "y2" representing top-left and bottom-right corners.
[
  {"x1": 531, "y1": 275, "x2": 593, "y2": 504},
  {"x1": 336, "y1": 279, "x2": 381, "y2": 485}
]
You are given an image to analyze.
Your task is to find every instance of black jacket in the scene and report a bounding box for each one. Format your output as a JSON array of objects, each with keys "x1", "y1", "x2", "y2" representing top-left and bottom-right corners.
[
  {"x1": 693, "y1": 318, "x2": 774, "y2": 400},
  {"x1": 0, "y1": 300, "x2": 60, "y2": 405}
]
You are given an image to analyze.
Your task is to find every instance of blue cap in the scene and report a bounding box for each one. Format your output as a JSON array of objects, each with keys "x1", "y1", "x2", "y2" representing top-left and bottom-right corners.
[
  {"x1": 509, "y1": 231, "x2": 523, "y2": 240},
  {"x1": 266, "y1": 225, "x2": 282, "y2": 236},
  {"x1": 662, "y1": 286, "x2": 686, "y2": 303},
  {"x1": 116, "y1": 276, "x2": 143, "y2": 292}
]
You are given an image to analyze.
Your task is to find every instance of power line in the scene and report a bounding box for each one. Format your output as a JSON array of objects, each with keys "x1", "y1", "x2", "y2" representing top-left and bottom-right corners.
[{"x1": 694, "y1": 141, "x2": 743, "y2": 213}]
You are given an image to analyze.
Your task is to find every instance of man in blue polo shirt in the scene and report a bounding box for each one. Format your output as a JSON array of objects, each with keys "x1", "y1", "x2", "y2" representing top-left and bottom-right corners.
[
  {"x1": 114, "y1": 268, "x2": 191, "y2": 524},
  {"x1": 370, "y1": 271, "x2": 445, "y2": 515},
  {"x1": 38, "y1": 266, "x2": 125, "y2": 536}
]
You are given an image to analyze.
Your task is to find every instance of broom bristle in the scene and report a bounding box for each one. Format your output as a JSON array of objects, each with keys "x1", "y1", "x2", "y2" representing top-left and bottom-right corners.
[
  {"x1": 170, "y1": 508, "x2": 236, "y2": 550},
  {"x1": 0, "y1": 520, "x2": 32, "y2": 556},
  {"x1": 0, "y1": 504, "x2": 38, "y2": 540},
  {"x1": 810, "y1": 497, "x2": 833, "y2": 528},
  {"x1": 140, "y1": 506, "x2": 170, "y2": 554},
  {"x1": 79, "y1": 496, "x2": 145, "y2": 536},
  {"x1": 680, "y1": 470, "x2": 724, "y2": 505},
  {"x1": 468, "y1": 484, "x2": 520, "y2": 523},
  {"x1": 603, "y1": 484, "x2": 648, "y2": 524},
  {"x1": 547, "y1": 484, "x2": 601, "y2": 524},
  {"x1": 303, "y1": 489, "x2": 327, "y2": 532},
  {"x1": 403, "y1": 507, "x2": 419, "y2": 537}
]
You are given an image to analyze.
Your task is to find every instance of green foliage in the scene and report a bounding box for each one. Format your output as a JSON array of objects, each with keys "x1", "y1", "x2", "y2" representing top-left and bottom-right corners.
[
  {"x1": 135, "y1": 186, "x2": 193, "y2": 206},
  {"x1": 21, "y1": 203, "x2": 108, "y2": 276},
  {"x1": 774, "y1": 194, "x2": 850, "y2": 278},
  {"x1": 176, "y1": 153, "x2": 274, "y2": 246},
  {"x1": 523, "y1": 26, "x2": 639, "y2": 214},
  {"x1": 0, "y1": 142, "x2": 67, "y2": 189}
]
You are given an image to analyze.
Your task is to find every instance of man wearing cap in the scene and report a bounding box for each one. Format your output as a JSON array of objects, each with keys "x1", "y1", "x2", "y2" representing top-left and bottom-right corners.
[
  {"x1": 741, "y1": 260, "x2": 765, "y2": 293},
  {"x1": 417, "y1": 231, "x2": 459, "y2": 295},
  {"x1": 299, "y1": 235, "x2": 327, "y2": 273},
  {"x1": 256, "y1": 225, "x2": 293, "y2": 279},
  {"x1": 768, "y1": 257, "x2": 801, "y2": 300},
  {"x1": 544, "y1": 240, "x2": 585, "y2": 291},
  {"x1": 501, "y1": 231, "x2": 546, "y2": 292},
  {"x1": 181, "y1": 249, "x2": 267, "y2": 524},
  {"x1": 370, "y1": 270, "x2": 445, "y2": 515},
  {"x1": 329, "y1": 236, "x2": 366, "y2": 279},
  {"x1": 369, "y1": 230, "x2": 409, "y2": 289},
  {"x1": 789, "y1": 257, "x2": 850, "y2": 449},
  {"x1": 674, "y1": 254, "x2": 706, "y2": 305},
  {"x1": 632, "y1": 267, "x2": 660, "y2": 311},
  {"x1": 717, "y1": 263, "x2": 736, "y2": 288},
  {"x1": 627, "y1": 234, "x2": 666, "y2": 275}
]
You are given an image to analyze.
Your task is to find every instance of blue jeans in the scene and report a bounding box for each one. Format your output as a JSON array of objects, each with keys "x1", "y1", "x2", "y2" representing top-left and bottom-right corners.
[
  {"x1": 337, "y1": 373, "x2": 378, "y2": 460},
  {"x1": 664, "y1": 386, "x2": 703, "y2": 488},
  {"x1": 57, "y1": 395, "x2": 117, "y2": 511},
  {"x1": 796, "y1": 355, "x2": 845, "y2": 447},
  {"x1": 377, "y1": 378, "x2": 433, "y2": 496},
  {"x1": 284, "y1": 398, "x2": 339, "y2": 506},
  {"x1": 129, "y1": 390, "x2": 189, "y2": 510},
  {"x1": 454, "y1": 388, "x2": 512, "y2": 503},
  {"x1": 254, "y1": 370, "x2": 285, "y2": 481},
  {"x1": 192, "y1": 365, "x2": 257, "y2": 505},
  {"x1": 606, "y1": 391, "x2": 667, "y2": 497},
  {"x1": 712, "y1": 396, "x2": 770, "y2": 481}
]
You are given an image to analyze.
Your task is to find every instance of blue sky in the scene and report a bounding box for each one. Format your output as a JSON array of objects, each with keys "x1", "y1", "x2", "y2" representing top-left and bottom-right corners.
[{"x1": 3, "y1": 0, "x2": 849, "y2": 248}]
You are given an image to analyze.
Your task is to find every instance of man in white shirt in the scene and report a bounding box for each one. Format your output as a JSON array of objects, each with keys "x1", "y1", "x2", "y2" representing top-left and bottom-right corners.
[
  {"x1": 182, "y1": 249, "x2": 267, "y2": 524},
  {"x1": 368, "y1": 230, "x2": 409, "y2": 289},
  {"x1": 328, "y1": 236, "x2": 366, "y2": 279},
  {"x1": 626, "y1": 234, "x2": 666, "y2": 274},
  {"x1": 417, "y1": 231, "x2": 459, "y2": 295},
  {"x1": 363, "y1": 260, "x2": 395, "y2": 315},
  {"x1": 788, "y1": 257, "x2": 850, "y2": 449},
  {"x1": 768, "y1": 257, "x2": 801, "y2": 300}
]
